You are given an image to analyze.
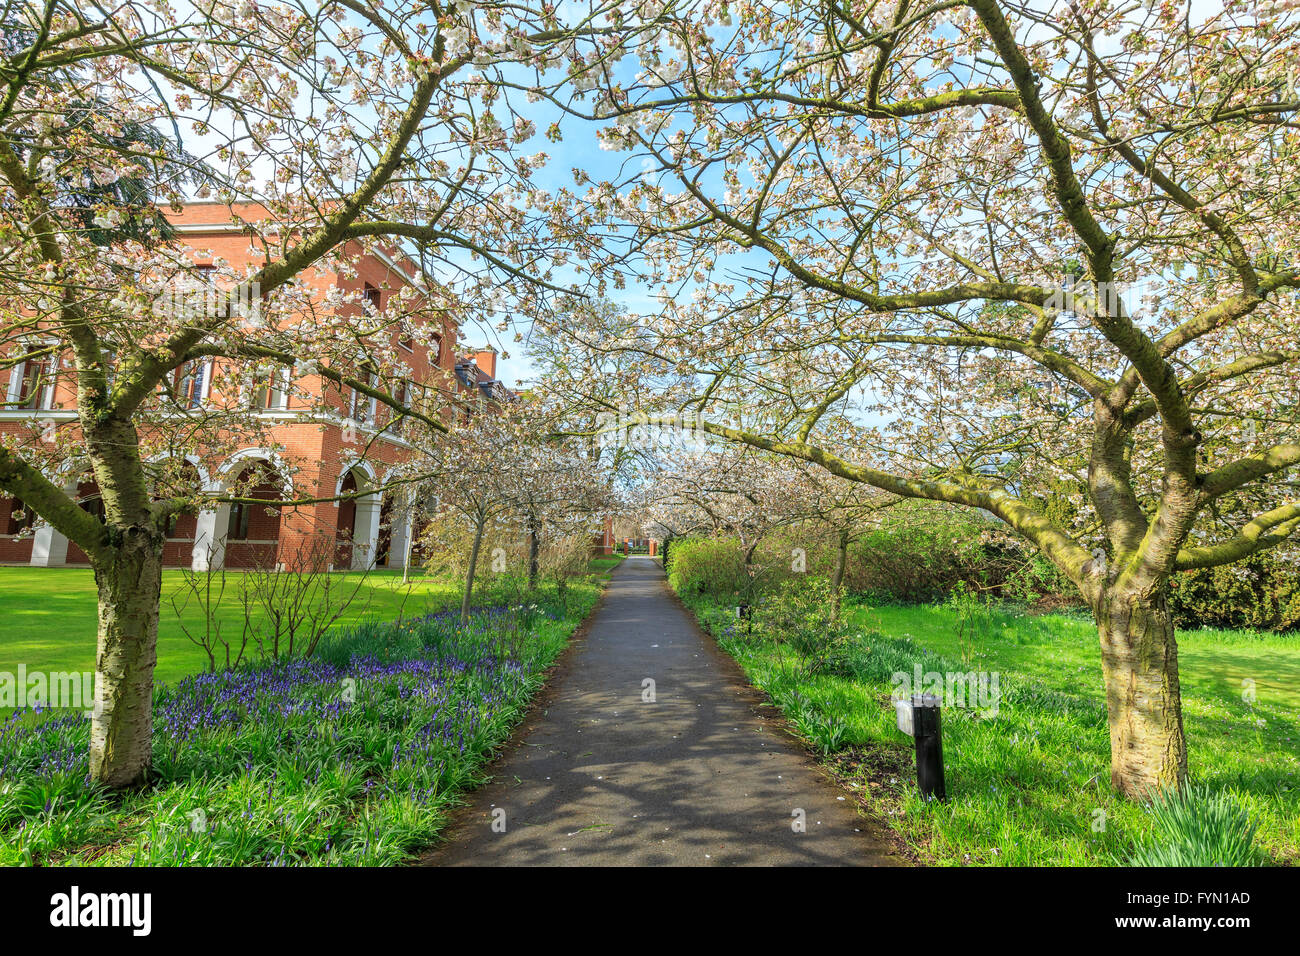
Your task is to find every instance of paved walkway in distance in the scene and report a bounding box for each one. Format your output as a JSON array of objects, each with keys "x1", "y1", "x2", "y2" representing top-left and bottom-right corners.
[{"x1": 421, "y1": 556, "x2": 902, "y2": 866}]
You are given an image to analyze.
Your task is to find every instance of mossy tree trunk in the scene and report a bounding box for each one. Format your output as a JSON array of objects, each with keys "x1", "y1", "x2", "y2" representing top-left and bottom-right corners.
[
  {"x1": 1096, "y1": 585, "x2": 1188, "y2": 798},
  {"x1": 89, "y1": 534, "x2": 163, "y2": 786},
  {"x1": 460, "y1": 511, "x2": 487, "y2": 624},
  {"x1": 527, "y1": 511, "x2": 540, "y2": 591}
]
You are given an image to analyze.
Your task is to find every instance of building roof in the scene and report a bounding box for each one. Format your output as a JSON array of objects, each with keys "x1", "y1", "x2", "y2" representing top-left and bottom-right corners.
[{"x1": 453, "y1": 355, "x2": 514, "y2": 405}]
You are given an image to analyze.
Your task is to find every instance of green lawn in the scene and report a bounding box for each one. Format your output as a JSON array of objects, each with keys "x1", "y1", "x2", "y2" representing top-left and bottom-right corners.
[
  {"x1": 0, "y1": 567, "x2": 463, "y2": 686},
  {"x1": 866, "y1": 603, "x2": 1300, "y2": 718},
  {"x1": 588, "y1": 554, "x2": 627, "y2": 574},
  {"x1": 685, "y1": 594, "x2": 1299, "y2": 866}
]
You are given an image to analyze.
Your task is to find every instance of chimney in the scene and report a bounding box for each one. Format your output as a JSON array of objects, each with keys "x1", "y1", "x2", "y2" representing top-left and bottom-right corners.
[{"x1": 473, "y1": 347, "x2": 497, "y2": 380}]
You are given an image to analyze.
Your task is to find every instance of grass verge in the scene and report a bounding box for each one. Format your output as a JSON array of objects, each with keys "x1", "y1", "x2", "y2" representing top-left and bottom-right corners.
[{"x1": 680, "y1": 592, "x2": 1298, "y2": 866}]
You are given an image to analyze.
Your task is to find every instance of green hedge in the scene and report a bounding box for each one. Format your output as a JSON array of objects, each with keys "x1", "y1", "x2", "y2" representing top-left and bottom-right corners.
[
  {"x1": 1169, "y1": 554, "x2": 1300, "y2": 633},
  {"x1": 666, "y1": 512, "x2": 1070, "y2": 607},
  {"x1": 665, "y1": 536, "x2": 752, "y2": 597},
  {"x1": 840, "y1": 505, "x2": 1073, "y2": 603}
]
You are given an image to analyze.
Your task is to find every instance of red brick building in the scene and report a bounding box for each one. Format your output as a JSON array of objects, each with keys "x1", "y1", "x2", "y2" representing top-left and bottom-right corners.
[
  {"x1": 0, "y1": 203, "x2": 508, "y2": 572},
  {"x1": 592, "y1": 517, "x2": 615, "y2": 557}
]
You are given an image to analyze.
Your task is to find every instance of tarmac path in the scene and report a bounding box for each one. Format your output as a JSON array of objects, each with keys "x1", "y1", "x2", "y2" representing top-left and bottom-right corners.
[{"x1": 421, "y1": 556, "x2": 902, "y2": 866}]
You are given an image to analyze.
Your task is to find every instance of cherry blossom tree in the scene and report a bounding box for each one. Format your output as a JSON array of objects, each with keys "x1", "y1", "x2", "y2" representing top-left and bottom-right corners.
[
  {"x1": 789, "y1": 465, "x2": 897, "y2": 603},
  {"x1": 636, "y1": 444, "x2": 893, "y2": 599},
  {"x1": 407, "y1": 400, "x2": 614, "y2": 621},
  {"x1": 0, "y1": 0, "x2": 649, "y2": 787},
  {"x1": 573, "y1": 0, "x2": 1300, "y2": 797}
]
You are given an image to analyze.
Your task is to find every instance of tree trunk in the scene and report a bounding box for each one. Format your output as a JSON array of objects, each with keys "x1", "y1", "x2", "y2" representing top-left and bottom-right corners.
[
  {"x1": 89, "y1": 532, "x2": 162, "y2": 788},
  {"x1": 832, "y1": 531, "x2": 849, "y2": 599},
  {"x1": 527, "y1": 512, "x2": 540, "y2": 591},
  {"x1": 1097, "y1": 587, "x2": 1188, "y2": 799},
  {"x1": 828, "y1": 531, "x2": 850, "y2": 624},
  {"x1": 461, "y1": 516, "x2": 486, "y2": 624},
  {"x1": 402, "y1": 524, "x2": 412, "y2": 584}
]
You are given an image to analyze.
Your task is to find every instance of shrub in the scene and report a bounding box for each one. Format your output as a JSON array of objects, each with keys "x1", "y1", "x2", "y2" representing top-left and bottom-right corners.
[
  {"x1": 666, "y1": 508, "x2": 1082, "y2": 609},
  {"x1": 946, "y1": 581, "x2": 996, "y2": 664},
  {"x1": 417, "y1": 511, "x2": 524, "y2": 580},
  {"x1": 1168, "y1": 554, "x2": 1300, "y2": 633},
  {"x1": 170, "y1": 537, "x2": 376, "y2": 670},
  {"x1": 541, "y1": 533, "x2": 595, "y2": 607},
  {"x1": 843, "y1": 503, "x2": 1054, "y2": 604},
  {"x1": 753, "y1": 578, "x2": 847, "y2": 666},
  {"x1": 1124, "y1": 784, "x2": 1260, "y2": 867},
  {"x1": 666, "y1": 536, "x2": 752, "y2": 597}
]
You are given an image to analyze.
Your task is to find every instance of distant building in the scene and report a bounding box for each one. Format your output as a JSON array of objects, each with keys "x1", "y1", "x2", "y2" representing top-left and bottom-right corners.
[{"x1": 592, "y1": 516, "x2": 615, "y2": 557}]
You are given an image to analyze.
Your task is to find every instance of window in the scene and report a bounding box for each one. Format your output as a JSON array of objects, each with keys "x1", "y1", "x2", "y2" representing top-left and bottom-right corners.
[
  {"x1": 13, "y1": 356, "x2": 54, "y2": 410},
  {"x1": 2, "y1": 498, "x2": 31, "y2": 535},
  {"x1": 350, "y1": 363, "x2": 379, "y2": 424},
  {"x1": 227, "y1": 501, "x2": 251, "y2": 540},
  {"x1": 252, "y1": 370, "x2": 288, "y2": 410},
  {"x1": 430, "y1": 333, "x2": 442, "y2": 363},
  {"x1": 79, "y1": 493, "x2": 105, "y2": 523},
  {"x1": 175, "y1": 359, "x2": 208, "y2": 409},
  {"x1": 363, "y1": 283, "x2": 382, "y2": 313},
  {"x1": 391, "y1": 379, "x2": 412, "y2": 436}
]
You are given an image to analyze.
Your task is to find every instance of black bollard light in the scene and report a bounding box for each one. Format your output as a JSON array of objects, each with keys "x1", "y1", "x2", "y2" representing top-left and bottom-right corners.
[{"x1": 911, "y1": 693, "x2": 946, "y2": 801}]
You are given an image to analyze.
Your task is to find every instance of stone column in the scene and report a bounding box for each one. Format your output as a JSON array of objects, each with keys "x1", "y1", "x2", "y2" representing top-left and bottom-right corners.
[
  {"x1": 29, "y1": 521, "x2": 70, "y2": 566},
  {"x1": 353, "y1": 494, "x2": 383, "y2": 570}
]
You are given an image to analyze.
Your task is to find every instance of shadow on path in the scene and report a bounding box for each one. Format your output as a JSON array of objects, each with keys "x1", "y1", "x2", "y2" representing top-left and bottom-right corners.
[{"x1": 420, "y1": 556, "x2": 904, "y2": 866}]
